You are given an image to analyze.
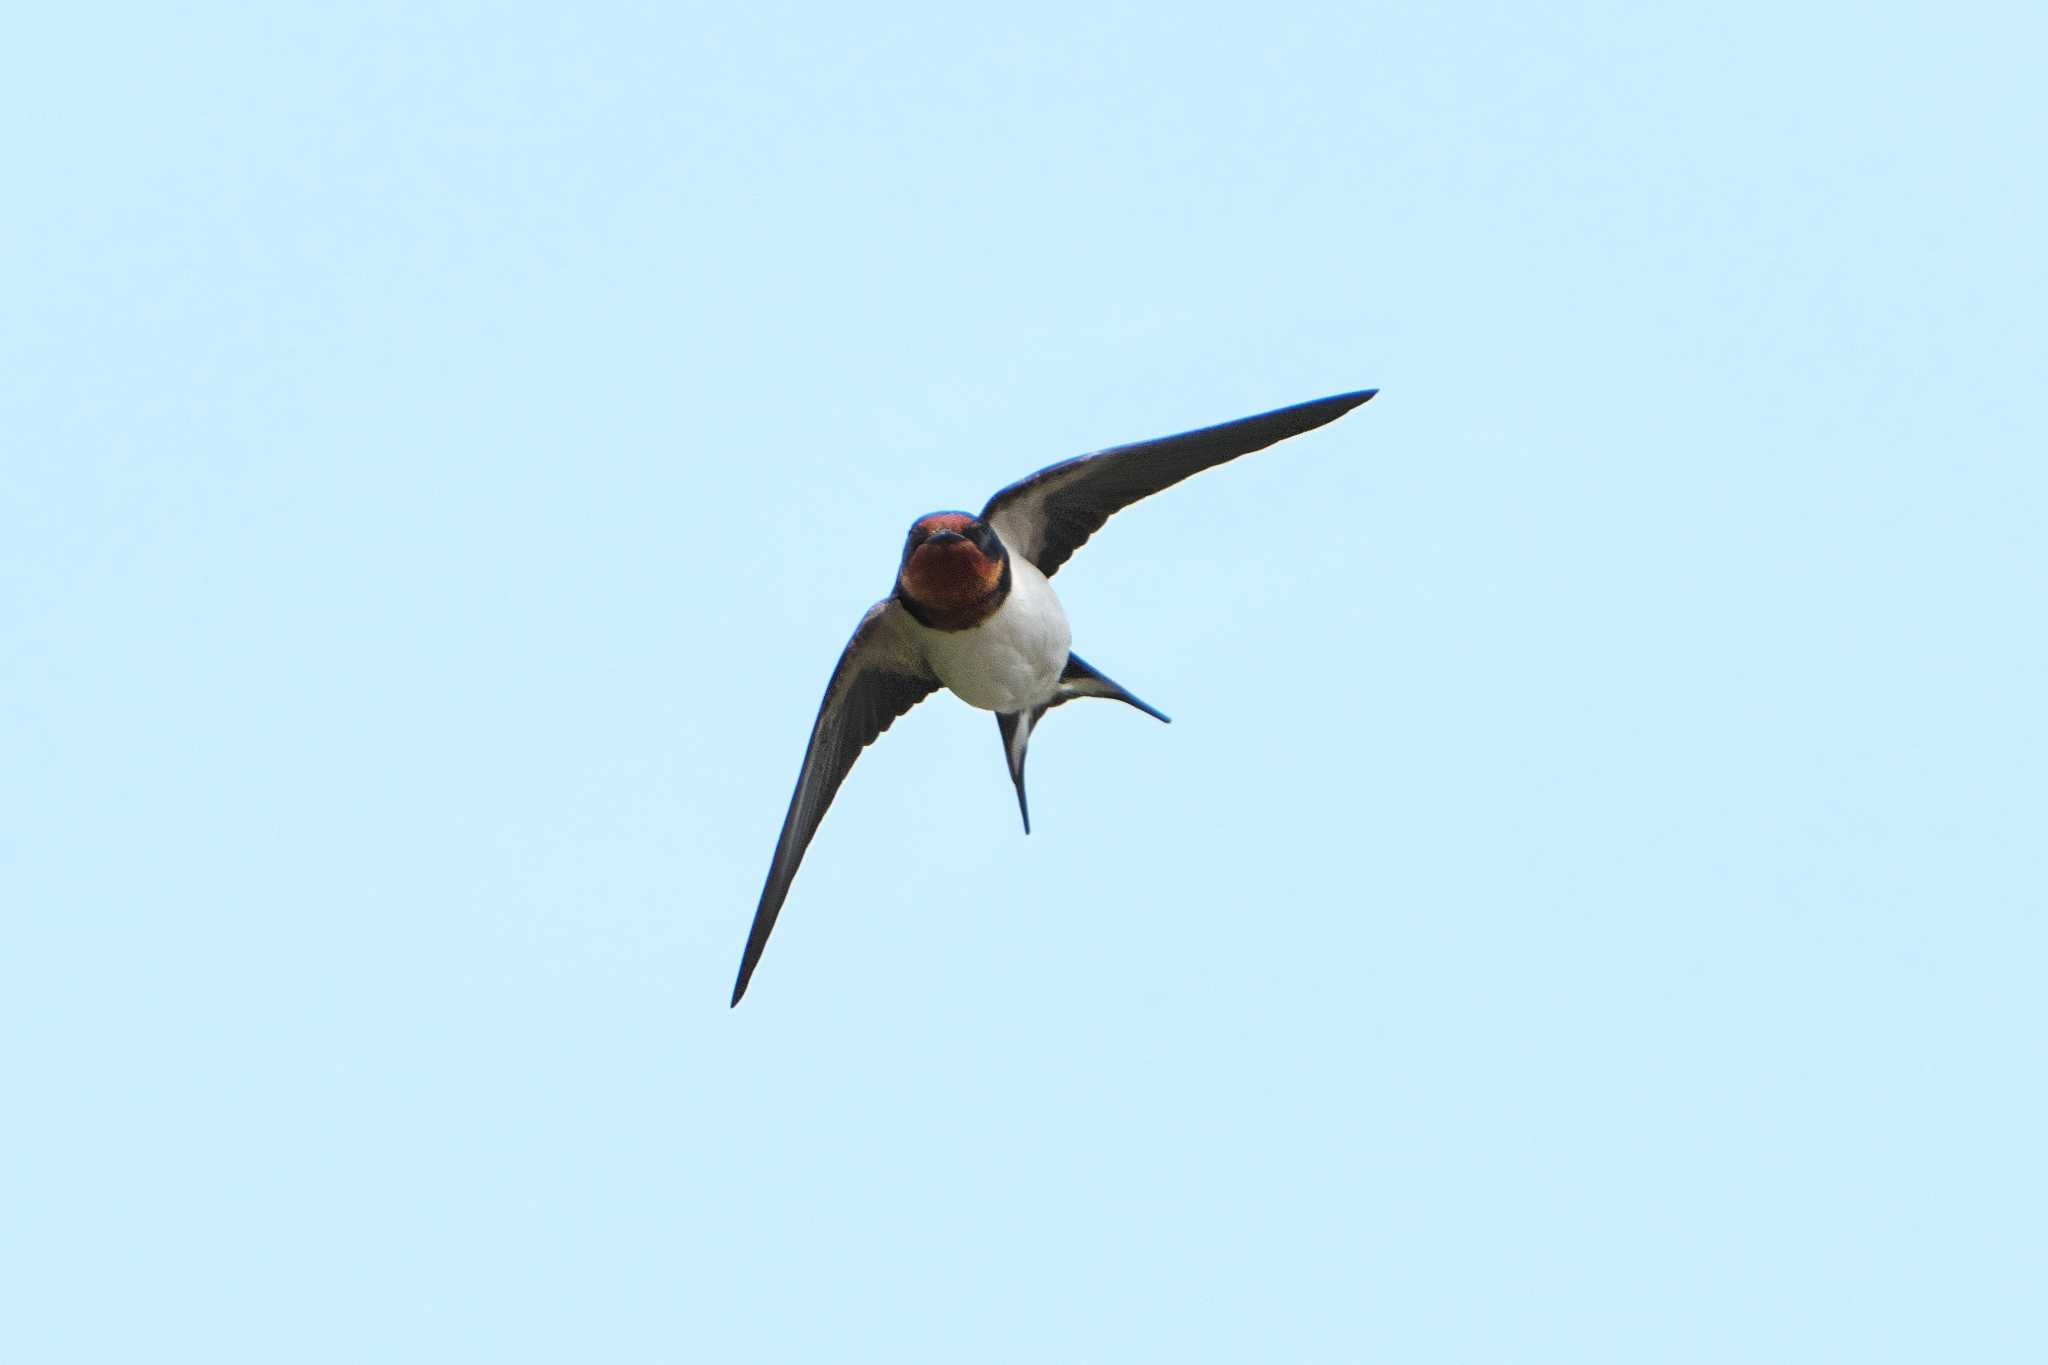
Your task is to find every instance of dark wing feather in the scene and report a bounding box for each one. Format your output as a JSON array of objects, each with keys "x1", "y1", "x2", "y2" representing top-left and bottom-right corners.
[
  {"x1": 731, "y1": 600, "x2": 937, "y2": 1006},
  {"x1": 982, "y1": 389, "x2": 1377, "y2": 576}
]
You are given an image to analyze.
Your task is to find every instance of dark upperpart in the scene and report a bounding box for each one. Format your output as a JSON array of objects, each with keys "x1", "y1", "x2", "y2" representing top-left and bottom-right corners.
[{"x1": 895, "y1": 511, "x2": 1012, "y2": 631}]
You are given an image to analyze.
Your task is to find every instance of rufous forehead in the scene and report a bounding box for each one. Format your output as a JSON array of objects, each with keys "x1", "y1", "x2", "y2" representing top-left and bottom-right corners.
[{"x1": 914, "y1": 512, "x2": 978, "y2": 534}]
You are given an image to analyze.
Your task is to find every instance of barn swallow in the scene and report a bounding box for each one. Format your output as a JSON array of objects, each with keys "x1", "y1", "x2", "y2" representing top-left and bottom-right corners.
[{"x1": 730, "y1": 388, "x2": 1377, "y2": 1004}]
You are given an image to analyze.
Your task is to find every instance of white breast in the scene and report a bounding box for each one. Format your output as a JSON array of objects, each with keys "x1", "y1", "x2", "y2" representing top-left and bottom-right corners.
[{"x1": 917, "y1": 552, "x2": 1072, "y2": 713}]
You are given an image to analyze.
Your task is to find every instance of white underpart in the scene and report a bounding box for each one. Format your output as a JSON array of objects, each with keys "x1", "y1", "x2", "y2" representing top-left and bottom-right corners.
[{"x1": 915, "y1": 550, "x2": 1071, "y2": 713}]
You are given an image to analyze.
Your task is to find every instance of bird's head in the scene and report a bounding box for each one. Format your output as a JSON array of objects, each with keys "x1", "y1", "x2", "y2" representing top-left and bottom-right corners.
[{"x1": 896, "y1": 511, "x2": 1010, "y2": 625}]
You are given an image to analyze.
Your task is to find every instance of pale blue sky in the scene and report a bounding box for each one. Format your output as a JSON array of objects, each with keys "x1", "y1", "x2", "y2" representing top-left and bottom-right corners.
[{"x1": 4, "y1": 3, "x2": 2043, "y2": 1361}]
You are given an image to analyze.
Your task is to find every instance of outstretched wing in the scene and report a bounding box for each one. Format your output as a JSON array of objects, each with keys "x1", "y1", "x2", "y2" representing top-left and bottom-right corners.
[
  {"x1": 731, "y1": 599, "x2": 938, "y2": 1006},
  {"x1": 982, "y1": 389, "x2": 1377, "y2": 576}
]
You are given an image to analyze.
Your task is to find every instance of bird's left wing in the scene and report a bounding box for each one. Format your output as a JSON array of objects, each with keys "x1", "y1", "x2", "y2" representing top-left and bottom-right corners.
[
  {"x1": 982, "y1": 389, "x2": 1377, "y2": 577},
  {"x1": 731, "y1": 599, "x2": 939, "y2": 1006}
]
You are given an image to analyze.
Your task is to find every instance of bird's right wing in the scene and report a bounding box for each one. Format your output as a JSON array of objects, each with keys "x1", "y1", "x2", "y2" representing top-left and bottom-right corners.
[{"x1": 731, "y1": 599, "x2": 939, "y2": 1006}]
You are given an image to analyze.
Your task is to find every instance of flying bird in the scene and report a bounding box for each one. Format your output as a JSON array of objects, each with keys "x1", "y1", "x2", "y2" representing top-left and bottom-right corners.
[{"x1": 730, "y1": 388, "x2": 1378, "y2": 1004}]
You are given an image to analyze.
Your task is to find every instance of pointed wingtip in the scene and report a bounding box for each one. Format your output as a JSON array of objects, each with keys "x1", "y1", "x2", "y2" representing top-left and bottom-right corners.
[{"x1": 1281, "y1": 387, "x2": 1375, "y2": 434}]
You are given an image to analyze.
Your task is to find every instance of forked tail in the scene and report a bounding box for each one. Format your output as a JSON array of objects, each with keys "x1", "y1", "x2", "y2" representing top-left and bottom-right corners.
[{"x1": 992, "y1": 652, "x2": 1170, "y2": 834}]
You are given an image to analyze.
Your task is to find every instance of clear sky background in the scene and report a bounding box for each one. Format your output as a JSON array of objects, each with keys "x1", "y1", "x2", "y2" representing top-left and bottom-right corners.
[{"x1": 4, "y1": 3, "x2": 2043, "y2": 1361}]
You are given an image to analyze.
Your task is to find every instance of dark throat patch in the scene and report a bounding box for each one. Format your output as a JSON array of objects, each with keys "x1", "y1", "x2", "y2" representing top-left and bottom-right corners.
[{"x1": 896, "y1": 539, "x2": 1012, "y2": 631}]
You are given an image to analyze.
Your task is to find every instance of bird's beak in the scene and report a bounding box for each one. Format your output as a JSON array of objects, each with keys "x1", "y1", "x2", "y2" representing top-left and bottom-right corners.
[{"x1": 926, "y1": 529, "x2": 967, "y2": 545}]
